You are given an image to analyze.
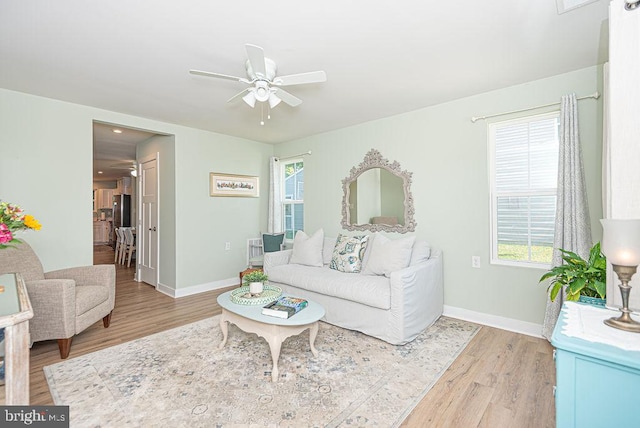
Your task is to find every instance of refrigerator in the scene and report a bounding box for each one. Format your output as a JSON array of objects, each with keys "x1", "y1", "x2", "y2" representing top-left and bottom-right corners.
[{"x1": 113, "y1": 194, "x2": 131, "y2": 228}]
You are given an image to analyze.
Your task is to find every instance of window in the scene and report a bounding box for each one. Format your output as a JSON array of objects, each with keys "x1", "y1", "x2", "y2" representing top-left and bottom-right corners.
[
  {"x1": 282, "y1": 160, "x2": 304, "y2": 240},
  {"x1": 489, "y1": 113, "x2": 559, "y2": 267}
]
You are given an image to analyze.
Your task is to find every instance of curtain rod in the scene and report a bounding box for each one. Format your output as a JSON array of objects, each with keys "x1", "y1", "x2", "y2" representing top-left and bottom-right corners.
[
  {"x1": 470, "y1": 91, "x2": 600, "y2": 123},
  {"x1": 275, "y1": 150, "x2": 312, "y2": 161}
]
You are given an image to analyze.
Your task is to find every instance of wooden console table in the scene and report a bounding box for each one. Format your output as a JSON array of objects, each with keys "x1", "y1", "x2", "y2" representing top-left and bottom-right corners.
[{"x1": 0, "y1": 273, "x2": 34, "y2": 404}]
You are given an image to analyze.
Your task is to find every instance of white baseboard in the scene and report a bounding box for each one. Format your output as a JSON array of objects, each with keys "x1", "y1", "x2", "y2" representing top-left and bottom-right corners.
[
  {"x1": 155, "y1": 277, "x2": 237, "y2": 298},
  {"x1": 443, "y1": 305, "x2": 543, "y2": 338}
]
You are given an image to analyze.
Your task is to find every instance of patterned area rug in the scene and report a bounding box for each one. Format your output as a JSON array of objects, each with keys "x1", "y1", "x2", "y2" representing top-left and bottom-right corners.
[{"x1": 44, "y1": 316, "x2": 479, "y2": 427}]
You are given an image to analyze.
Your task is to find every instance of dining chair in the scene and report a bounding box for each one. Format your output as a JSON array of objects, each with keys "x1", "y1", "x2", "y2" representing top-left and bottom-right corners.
[
  {"x1": 123, "y1": 227, "x2": 136, "y2": 268},
  {"x1": 246, "y1": 232, "x2": 285, "y2": 268},
  {"x1": 114, "y1": 228, "x2": 125, "y2": 264}
]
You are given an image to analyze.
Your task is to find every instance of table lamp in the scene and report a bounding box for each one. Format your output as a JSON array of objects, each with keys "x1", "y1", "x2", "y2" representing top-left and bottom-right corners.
[{"x1": 600, "y1": 219, "x2": 640, "y2": 332}]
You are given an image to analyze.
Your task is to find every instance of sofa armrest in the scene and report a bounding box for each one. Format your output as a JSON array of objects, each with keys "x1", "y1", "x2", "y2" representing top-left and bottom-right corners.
[
  {"x1": 263, "y1": 249, "x2": 293, "y2": 274},
  {"x1": 45, "y1": 264, "x2": 116, "y2": 311},
  {"x1": 388, "y1": 249, "x2": 444, "y2": 341},
  {"x1": 25, "y1": 279, "x2": 77, "y2": 341}
]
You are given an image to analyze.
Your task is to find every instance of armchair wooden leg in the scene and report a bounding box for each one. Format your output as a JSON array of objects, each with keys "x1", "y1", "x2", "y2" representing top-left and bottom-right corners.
[
  {"x1": 103, "y1": 311, "x2": 113, "y2": 328},
  {"x1": 57, "y1": 337, "x2": 73, "y2": 359}
]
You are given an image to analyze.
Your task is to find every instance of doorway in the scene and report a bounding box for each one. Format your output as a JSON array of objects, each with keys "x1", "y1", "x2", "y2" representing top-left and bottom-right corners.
[{"x1": 92, "y1": 121, "x2": 161, "y2": 287}]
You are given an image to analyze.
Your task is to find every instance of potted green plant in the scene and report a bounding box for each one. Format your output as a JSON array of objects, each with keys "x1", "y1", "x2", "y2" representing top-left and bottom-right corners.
[
  {"x1": 243, "y1": 270, "x2": 268, "y2": 295},
  {"x1": 540, "y1": 242, "x2": 606, "y2": 306}
]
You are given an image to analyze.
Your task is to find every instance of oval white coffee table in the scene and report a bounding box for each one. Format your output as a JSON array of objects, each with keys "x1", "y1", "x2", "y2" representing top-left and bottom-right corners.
[{"x1": 217, "y1": 290, "x2": 325, "y2": 381}]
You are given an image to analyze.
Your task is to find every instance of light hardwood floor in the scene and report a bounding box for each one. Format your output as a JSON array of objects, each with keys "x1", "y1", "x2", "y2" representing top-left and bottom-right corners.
[{"x1": 24, "y1": 246, "x2": 556, "y2": 427}]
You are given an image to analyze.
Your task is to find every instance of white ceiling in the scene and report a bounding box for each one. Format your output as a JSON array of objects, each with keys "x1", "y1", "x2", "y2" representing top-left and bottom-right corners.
[{"x1": 0, "y1": 0, "x2": 609, "y2": 149}]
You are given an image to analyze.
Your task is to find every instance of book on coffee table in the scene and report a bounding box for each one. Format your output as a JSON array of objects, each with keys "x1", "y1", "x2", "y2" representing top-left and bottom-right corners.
[{"x1": 262, "y1": 296, "x2": 309, "y2": 319}]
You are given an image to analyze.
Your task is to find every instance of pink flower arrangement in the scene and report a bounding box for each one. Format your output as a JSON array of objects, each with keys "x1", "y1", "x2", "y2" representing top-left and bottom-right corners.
[{"x1": 0, "y1": 200, "x2": 41, "y2": 248}]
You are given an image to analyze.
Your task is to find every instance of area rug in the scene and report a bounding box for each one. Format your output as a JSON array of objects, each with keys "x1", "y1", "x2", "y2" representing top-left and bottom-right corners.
[{"x1": 44, "y1": 316, "x2": 480, "y2": 427}]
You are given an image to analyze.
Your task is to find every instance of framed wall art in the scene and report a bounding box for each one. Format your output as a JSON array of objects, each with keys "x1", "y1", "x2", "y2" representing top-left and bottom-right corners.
[{"x1": 209, "y1": 173, "x2": 259, "y2": 197}]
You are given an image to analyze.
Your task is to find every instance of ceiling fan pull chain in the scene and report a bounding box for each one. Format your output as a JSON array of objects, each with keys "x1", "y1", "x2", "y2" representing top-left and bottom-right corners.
[{"x1": 260, "y1": 103, "x2": 265, "y2": 126}]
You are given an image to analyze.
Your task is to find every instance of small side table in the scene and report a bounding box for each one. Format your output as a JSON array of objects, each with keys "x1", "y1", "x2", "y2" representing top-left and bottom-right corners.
[
  {"x1": 552, "y1": 303, "x2": 640, "y2": 428},
  {"x1": 239, "y1": 267, "x2": 262, "y2": 285},
  {"x1": 0, "y1": 273, "x2": 34, "y2": 405}
]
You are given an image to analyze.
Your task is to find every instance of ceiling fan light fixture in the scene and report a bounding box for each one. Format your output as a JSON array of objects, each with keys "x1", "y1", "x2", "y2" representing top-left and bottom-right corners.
[
  {"x1": 242, "y1": 91, "x2": 256, "y2": 108},
  {"x1": 130, "y1": 169, "x2": 137, "y2": 177},
  {"x1": 254, "y1": 81, "x2": 270, "y2": 102},
  {"x1": 268, "y1": 93, "x2": 282, "y2": 109}
]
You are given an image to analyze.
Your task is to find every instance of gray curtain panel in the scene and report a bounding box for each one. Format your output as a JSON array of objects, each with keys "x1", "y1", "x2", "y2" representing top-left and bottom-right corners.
[
  {"x1": 267, "y1": 156, "x2": 283, "y2": 233},
  {"x1": 541, "y1": 93, "x2": 593, "y2": 340}
]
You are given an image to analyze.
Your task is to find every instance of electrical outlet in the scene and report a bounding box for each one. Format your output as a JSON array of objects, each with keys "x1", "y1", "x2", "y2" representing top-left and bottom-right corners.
[
  {"x1": 225, "y1": 242, "x2": 231, "y2": 251},
  {"x1": 472, "y1": 256, "x2": 481, "y2": 268}
]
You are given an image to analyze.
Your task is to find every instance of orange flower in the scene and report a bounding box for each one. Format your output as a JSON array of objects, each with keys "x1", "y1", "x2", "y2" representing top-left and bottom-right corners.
[{"x1": 23, "y1": 214, "x2": 42, "y2": 230}]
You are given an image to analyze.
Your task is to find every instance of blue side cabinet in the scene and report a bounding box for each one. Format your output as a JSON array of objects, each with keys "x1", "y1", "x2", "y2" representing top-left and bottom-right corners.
[{"x1": 551, "y1": 304, "x2": 640, "y2": 428}]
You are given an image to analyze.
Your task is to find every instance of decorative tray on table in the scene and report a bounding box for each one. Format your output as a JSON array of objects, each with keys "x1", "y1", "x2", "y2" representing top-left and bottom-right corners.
[{"x1": 229, "y1": 284, "x2": 283, "y2": 306}]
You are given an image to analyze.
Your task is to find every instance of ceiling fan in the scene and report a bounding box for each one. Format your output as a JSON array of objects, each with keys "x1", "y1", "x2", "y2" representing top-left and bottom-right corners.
[
  {"x1": 189, "y1": 44, "x2": 327, "y2": 112},
  {"x1": 109, "y1": 160, "x2": 138, "y2": 176}
]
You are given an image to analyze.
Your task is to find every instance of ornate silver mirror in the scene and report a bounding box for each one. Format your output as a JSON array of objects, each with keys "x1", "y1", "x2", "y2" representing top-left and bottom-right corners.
[{"x1": 341, "y1": 149, "x2": 416, "y2": 233}]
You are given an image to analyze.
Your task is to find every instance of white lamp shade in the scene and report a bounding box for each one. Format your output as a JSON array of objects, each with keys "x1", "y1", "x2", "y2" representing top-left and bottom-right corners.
[
  {"x1": 242, "y1": 91, "x2": 256, "y2": 108},
  {"x1": 600, "y1": 219, "x2": 640, "y2": 266},
  {"x1": 268, "y1": 93, "x2": 281, "y2": 109}
]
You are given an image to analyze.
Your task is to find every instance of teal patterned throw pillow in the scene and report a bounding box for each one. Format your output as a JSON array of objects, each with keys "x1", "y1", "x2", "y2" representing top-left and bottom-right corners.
[{"x1": 329, "y1": 234, "x2": 369, "y2": 273}]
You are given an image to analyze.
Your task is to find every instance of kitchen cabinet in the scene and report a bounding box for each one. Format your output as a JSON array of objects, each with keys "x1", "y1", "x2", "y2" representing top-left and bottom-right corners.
[
  {"x1": 116, "y1": 177, "x2": 132, "y2": 195},
  {"x1": 552, "y1": 303, "x2": 640, "y2": 428},
  {"x1": 94, "y1": 189, "x2": 113, "y2": 210},
  {"x1": 93, "y1": 221, "x2": 111, "y2": 244}
]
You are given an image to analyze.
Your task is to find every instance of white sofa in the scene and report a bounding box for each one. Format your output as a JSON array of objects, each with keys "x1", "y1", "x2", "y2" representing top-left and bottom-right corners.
[{"x1": 264, "y1": 234, "x2": 443, "y2": 345}]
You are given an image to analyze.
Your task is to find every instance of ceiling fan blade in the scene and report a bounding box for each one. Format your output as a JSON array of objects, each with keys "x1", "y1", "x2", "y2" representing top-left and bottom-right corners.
[
  {"x1": 109, "y1": 162, "x2": 137, "y2": 170},
  {"x1": 245, "y1": 44, "x2": 267, "y2": 79},
  {"x1": 189, "y1": 69, "x2": 249, "y2": 83},
  {"x1": 227, "y1": 88, "x2": 250, "y2": 103},
  {"x1": 272, "y1": 70, "x2": 327, "y2": 86},
  {"x1": 274, "y1": 88, "x2": 302, "y2": 107}
]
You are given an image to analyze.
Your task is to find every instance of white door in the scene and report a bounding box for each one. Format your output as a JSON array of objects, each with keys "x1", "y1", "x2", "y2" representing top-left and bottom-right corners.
[{"x1": 138, "y1": 153, "x2": 159, "y2": 287}]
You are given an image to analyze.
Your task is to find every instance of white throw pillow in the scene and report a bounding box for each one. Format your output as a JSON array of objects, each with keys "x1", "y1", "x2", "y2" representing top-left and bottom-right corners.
[
  {"x1": 323, "y1": 236, "x2": 337, "y2": 265},
  {"x1": 360, "y1": 233, "x2": 375, "y2": 271},
  {"x1": 409, "y1": 241, "x2": 431, "y2": 265},
  {"x1": 289, "y1": 229, "x2": 325, "y2": 267},
  {"x1": 361, "y1": 234, "x2": 416, "y2": 277}
]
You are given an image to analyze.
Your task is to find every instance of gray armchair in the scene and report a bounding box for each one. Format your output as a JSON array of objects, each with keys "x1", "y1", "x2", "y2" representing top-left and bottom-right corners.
[{"x1": 0, "y1": 241, "x2": 115, "y2": 359}]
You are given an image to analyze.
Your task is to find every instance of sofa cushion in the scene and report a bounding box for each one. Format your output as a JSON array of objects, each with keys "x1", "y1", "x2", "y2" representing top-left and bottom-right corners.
[
  {"x1": 75, "y1": 285, "x2": 109, "y2": 316},
  {"x1": 361, "y1": 234, "x2": 415, "y2": 277},
  {"x1": 329, "y1": 234, "x2": 369, "y2": 273},
  {"x1": 290, "y1": 229, "x2": 324, "y2": 267},
  {"x1": 268, "y1": 264, "x2": 391, "y2": 309}
]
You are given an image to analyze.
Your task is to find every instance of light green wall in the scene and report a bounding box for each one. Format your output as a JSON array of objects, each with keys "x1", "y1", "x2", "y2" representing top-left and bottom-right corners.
[
  {"x1": 0, "y1": 88, "x2": 273, "y2": 289},
  {"x1": 0, "y1": 89, "x2": 94, "y2": 269},
  {"x1": 172, "y1": 127, "x2": 273, "y2": 289},
  {"x1": 275, "y1": 65, "x2": 603, "y2": 324}
]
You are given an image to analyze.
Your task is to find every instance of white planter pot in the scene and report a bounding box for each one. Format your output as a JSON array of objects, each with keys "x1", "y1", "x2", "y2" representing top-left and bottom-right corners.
[{"x1": 249, "y1": 281, "x2": 264, "y2": 294}]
